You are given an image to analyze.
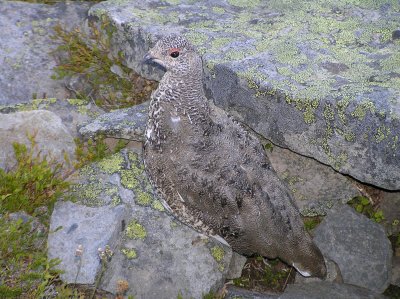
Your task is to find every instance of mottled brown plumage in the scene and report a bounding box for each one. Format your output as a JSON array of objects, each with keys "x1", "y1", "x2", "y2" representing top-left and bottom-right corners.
[{"x1": 143, "y1": 34, "x2": 326, "y2": 278}]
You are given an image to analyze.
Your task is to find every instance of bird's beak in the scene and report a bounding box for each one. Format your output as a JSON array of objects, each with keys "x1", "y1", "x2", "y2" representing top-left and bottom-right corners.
[{"x1": 143, "y1": 52, "x2": 154, "y2": 63}]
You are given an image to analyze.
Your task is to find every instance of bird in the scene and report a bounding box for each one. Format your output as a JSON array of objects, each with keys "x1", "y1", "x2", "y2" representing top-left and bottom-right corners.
[{"x1": 143, "y1": 34, "x2": 327, "y2": 278}]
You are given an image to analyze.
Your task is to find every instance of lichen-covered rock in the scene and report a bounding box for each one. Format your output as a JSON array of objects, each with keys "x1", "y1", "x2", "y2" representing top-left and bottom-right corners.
[
  {"x1": 48, "y1": 150, "x2": 245, "y2": 298},
  {"x1": 313, "y1": 205, "x2": 392, "y2": 293},
  {"x1": 78, "y1": 102, "x2": 148, "y2": 141},
  {"x1": 0, "y1": 0, "x2": 91, "y2": 105},
  {"x1": 0, "y1": 110, "x2": 76, "y2": 169},
  {"x1": 89, "y1": 0, "x2": 400, "y2": 190},
  {"x1": 48, "y1": 201, "x2": 128, "y2": 284}
]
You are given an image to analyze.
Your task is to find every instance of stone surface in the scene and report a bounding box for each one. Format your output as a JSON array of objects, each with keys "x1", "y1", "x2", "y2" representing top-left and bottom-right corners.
[
  {"x1": 78, "y1": 101, "x2": 148, "y2": 141},
  {"x1": 266, "y1": 145, "x2": 360, "y2": 216},
  {"x1": 48, "y1": 201, "x2": 127, "y2": 284},
  {"x1": 79, "y1": 102, "x2": 361, "y2": 216},
  {"x1": 48, "y1": 150, "x2": 245, "y2": 298},
  {"x1": 89, "y1": 0, "x2": 400, "y2": 190},
  {"x1": 313, "y1": 205, "x2": 392, "y2": 293},
  {"x1": 379, "y1": 192, "x2": 400, "y2": 236},
  {"x1": 281, "y1": 282, "x2": 388, "y2": 299},
  {"x1": 225, "y1": 286, "x2": 279, "y2": 299},
  {"x1": 0, "y1": 98, "x2": 104, "y2": 140},
  {"x1": 0, "y1": 110, "x2": 76, "y2": 170},
  {"x1": 295, "y1": 258, "x2": 343, "y2": 285},
  {"x1": 392, "y1": 256, "x2": 400, "y2": 287},
  {"x1": 0, "y1": 0, "x2": 91, "y2": 105}
]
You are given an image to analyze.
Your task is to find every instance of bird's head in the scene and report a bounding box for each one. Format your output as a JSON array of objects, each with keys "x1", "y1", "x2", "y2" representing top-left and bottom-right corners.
[{"x1": 143, "y1": 34, "x2": 200, "y2": 74}]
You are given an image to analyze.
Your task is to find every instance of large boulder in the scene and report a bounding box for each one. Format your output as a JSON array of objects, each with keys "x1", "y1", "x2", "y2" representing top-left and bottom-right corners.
[
  {"x1": 0, "y1": 0, "x2": 90, "y2": 105},
  {"x1": 0, "y1": 110, "x2": 76, "y2": 169},
  {"x1": 88, "y1": 0, "x2": 400, "y2": 190},
  {"x1": 48, "y1": 150, "x2": 245, "y2": 298},
  {"x1": 313, "y1": 205, "x2": 392, "y2": 293}
]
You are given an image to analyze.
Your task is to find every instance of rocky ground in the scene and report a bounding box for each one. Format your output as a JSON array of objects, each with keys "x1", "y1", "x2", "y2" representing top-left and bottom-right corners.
[{"x1": 0, "y1": 0, "x2": 399, "y2": 299}]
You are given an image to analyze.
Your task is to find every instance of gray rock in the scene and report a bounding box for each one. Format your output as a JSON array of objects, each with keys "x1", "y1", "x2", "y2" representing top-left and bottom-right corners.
[
  {"x1": 0, "y1": 1, "x2": 91, "y2": 105},
  {"x1": 281, "y1": 281, "x2": 388, "y2": 299},
  {"x1": 392, "y1": 256, "x2": 400, "y2": 287},
  {"x1": 48, "y1": 150, "x2": 245, "y2": 298},
  {"x1": 88, "y1": 0, "x2": 400, "y2": 190},
  {"x1": 48, "y1": 201, "x2": 127, "y2": 284},
  {"x1": 78, "y1": 102, "x2": 148, "y2": 141},
  {"x1": 266, "y1": 145, "x2": 361, "y2": 216},
  {"x1": 379, "y1": 192, "x2": 400, "y2": 236},
  {"x1": 225, "y1": 286, "x2": 279, "y2": 299},
  {"x1": 295, "y1": 258, "x2": 343, "y2": 284},
  {"x1": 0, "y1": 110, "x2": 76, "y2": 170},
  {"x1": 313, "y1": 205, "x2": 392, "y2": 293}
]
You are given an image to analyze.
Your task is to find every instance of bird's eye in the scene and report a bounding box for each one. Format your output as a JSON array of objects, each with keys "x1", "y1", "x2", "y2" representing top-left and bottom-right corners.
[{"x1": 170, "y1": 51, "x2": 179, "y2": 58}]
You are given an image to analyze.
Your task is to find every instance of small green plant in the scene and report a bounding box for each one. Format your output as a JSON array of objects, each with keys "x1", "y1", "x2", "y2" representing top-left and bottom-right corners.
[
  {"x1": 0, "y1": 217, "x2": 61, "y2": 298},
  {"x1": 347, "y1": 196, "x2": 385, "y2": 223},
  {"x1": 51, "y1": 23, "x2": 156, "y2": 110},
  {"x1": 303, "y1": 216, "x2": 322, "y2": 231},
  {"x1": 0, "y1": 135, "x2": 69, "y2": 214},
  {"x1": 74, "y1": 135, "x2": 129, "y2": 169}
]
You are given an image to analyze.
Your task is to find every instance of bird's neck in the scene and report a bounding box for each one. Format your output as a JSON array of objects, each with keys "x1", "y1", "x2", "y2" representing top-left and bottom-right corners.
[{"x1": 156, "y1": 67, "x2": 209, "y2": 116}]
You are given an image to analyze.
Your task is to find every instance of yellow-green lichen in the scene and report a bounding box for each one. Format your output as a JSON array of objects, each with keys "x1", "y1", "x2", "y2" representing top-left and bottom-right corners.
[
  {"x1": 351, "y1": 101, "x2": 376, "y2": 121},
  {"x1": 125, "y1": 219, "x2": 147, "y2": 239},
  {"x1": 98, "y1": 152, "x2": 125, "y2": 174},
  {"x1": 151, "y1": 200, "x2": 165, "y2": 212},
  {"x1": 135, "y1": 191, "x2": 152, "y2": 206},
  {"x1": 211, "y1": 246, "x2": 225, "y2": 262},
  {"x1": 374, "y1": 125, "x2": 391, "y2": 143},
  {"x1": 228, "y1": 0, "x2": 261, "y2": 8},
  {"x1": 121, "y1": 248, "x2": 137, "y2": 259},
  {"x1": 212, "y1": 6, "x2": 225, "y2": 14},
  {"x1": 120, "y1": 169, "x2": 139, "y2": 190}
]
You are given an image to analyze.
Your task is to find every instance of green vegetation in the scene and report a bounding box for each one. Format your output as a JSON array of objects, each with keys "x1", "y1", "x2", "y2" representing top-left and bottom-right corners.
[
  {"x1": 347, "y1": 196, "x2": 384, "y2": 223},
  {"x1": 0, "y1": 217, "x2": 61, "y2": 298},
  {"x1": 74, "y1": 135, "x2": 128, "y2": 169},
  {"x1": 303, "y1": 216, "x2": 322, "y2": 231},
  {"x1": 233, "y1": 256, "x2": 293, "y2": 293},
  {"x1": 51, "y1": 23, "x2": 156, "y2": 110},
  {"x1": 0, "y1": 137, "x2": 70, "y2": 298},
  {"x1": 0, "y1": 135, "x2": 69, "y2": 214}
]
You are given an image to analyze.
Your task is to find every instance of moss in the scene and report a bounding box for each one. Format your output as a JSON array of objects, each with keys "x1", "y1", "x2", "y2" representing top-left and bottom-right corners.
[
  {"x1": 125, "y1": 219, "x2": 147, "y2": 239},
  {"x1": 121, "y1": 248, "x2": 137, "y2": 259}
]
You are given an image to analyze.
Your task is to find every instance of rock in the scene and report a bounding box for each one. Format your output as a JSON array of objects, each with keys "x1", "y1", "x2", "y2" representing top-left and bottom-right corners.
[
  {"x1": 313, "y1": 205, "x2": 392, "y2": 293},
  {"x1": 225, "y1": 286, "x2": 279, "y2": 299},
  {"x1": 88, "y1": 0, "x2": 400, "y2": 190},
  {"x1": 379, "y1": 192, "x2": 400, "y2": 236},
  {"x1": 48, "y1": 150, "x2": 244, "y2": 298},
  {"x1": 48, "y1": 201, "x2": 127, "y2": 284},
  {"x1": 0, "y1": 0, "x2": 91, "y2": 105},
  {"x1": 392, "y1": 256, "x2": 400, "y2": 287},
  {"x1": 226, "y1": 253, "x2": 247, "y2": 280},
  {"x1": 0, "y1": 110, "x2": 76, "y2": 170},
  {"x1": 78, "y1": 102, "x2": 148, "y2": 141},
  {"x1": 281, "y1": 281, "x2": 388, "y2": 299},
  {"x1": 266, "y1": 145, "x2": 361, "y2": 216},
  {"x1": 295, "y1": 258, "x2": 343, "y2": 284}
]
